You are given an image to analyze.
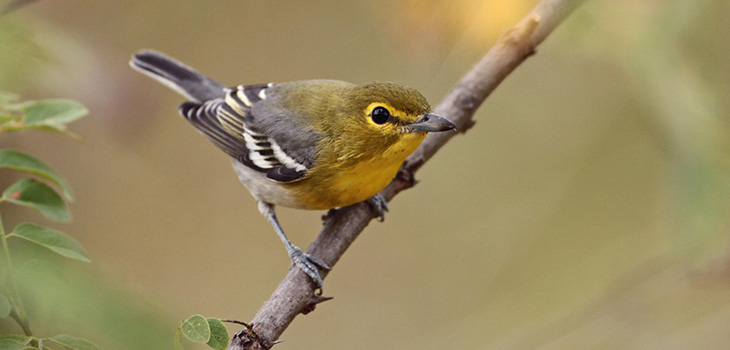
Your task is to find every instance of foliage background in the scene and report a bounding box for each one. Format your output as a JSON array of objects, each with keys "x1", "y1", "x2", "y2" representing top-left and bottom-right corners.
[{"x1": 2, "y1": 0, "x2": 730, "y2": 349}]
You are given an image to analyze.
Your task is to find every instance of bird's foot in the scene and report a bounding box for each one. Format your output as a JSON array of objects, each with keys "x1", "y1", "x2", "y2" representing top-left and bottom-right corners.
[
  {"x1": 366, "y1": 194, "x2": 389, "y2": 222},
  {"x1": 289, "y1": 247, "x2": 330, "y2": 293}
]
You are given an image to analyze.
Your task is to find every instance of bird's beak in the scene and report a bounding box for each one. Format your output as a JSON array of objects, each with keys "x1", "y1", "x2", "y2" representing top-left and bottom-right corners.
[{"x1": 404, "y1": 113, "x2": 457, "y2": 133}]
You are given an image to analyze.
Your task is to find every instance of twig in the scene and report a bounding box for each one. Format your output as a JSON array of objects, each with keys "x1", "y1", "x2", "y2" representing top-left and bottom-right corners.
[{"x1": 228, "y1": 0, "x2": 588, "y2": 348}]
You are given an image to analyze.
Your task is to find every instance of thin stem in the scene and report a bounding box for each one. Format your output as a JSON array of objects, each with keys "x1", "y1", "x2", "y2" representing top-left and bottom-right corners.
[
  {"x1": 221, "y1": 319, "x2": 253, "y2": 329},
  {"x1": 9, "y1": 309, "x2": 33, "y2": 339},
  {"x1": 0, "y1": 211, "x2": 33, "y2": 337}
]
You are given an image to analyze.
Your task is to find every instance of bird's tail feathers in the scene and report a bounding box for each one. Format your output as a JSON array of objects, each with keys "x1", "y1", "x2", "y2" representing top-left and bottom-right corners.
[{"x1": 129, "y1": 50, "x2": 226, "y2": 102}]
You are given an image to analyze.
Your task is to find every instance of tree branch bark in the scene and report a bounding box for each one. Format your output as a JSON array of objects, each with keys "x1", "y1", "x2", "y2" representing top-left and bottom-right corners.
[{"x1": 228, "y1": 0, "x2": 587, "y2": 348}]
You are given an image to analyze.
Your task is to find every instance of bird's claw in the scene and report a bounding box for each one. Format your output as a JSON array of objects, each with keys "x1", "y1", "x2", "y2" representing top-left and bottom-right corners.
[
  {"x1": 289, "y1": 247, "x2": 330, "y2": 292},
  {"x1": 366, "y1": 194, "x2": 389, "y2": 222}
]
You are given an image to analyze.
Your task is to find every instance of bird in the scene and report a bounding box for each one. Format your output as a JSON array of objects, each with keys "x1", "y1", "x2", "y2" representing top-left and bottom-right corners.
[{"x1": 129, "y1": 50, "x2": 456, "y2": 291}]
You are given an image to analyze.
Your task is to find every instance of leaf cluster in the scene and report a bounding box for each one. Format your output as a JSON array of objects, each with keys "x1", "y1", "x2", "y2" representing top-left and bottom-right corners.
[
  {"x1": 175, "y1": 315, "x2": 231, "y2": 350},
  {"x1": 0, "y1": 92, "x2": 87, "y2": 138},
  {"x1": 0, "y1": 334, "x2": 97, "y2": 350},
  {"x1": 0, "y1": 92, "x2": 97, "y2": 349}
]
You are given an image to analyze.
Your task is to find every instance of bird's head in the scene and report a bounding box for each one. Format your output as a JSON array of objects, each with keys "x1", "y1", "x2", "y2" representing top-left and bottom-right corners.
[
  {"x1": 320, "y1": 81, "x2": 456, "y2": 165},
  {"x1": 346, "y1": 82, "x2": 456, "y2": 137}
]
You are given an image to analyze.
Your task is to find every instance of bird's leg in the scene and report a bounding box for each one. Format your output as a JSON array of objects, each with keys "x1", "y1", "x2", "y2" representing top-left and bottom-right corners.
[
  {"x1": 366, "y1": 194, "x2": 389, "y2": 222},
  {"x1": 257, "y1": 201, "x2": 330, "y2": 291}
]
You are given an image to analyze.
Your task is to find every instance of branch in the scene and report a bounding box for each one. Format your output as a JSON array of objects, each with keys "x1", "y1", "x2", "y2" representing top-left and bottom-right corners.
[{"x1": 228, "y1": 0, "x2": 587, "y2": 348}]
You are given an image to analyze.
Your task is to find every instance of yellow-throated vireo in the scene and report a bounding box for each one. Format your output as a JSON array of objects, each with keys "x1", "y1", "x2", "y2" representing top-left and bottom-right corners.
[{"x1": 130, "y1": 50, "x2": 456, "y2": 290}]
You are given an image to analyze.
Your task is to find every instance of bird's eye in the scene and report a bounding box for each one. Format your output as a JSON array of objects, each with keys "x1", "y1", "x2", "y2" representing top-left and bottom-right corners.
[{"x1": 371, "y1": 106, "x2": 390, "y2": 125}]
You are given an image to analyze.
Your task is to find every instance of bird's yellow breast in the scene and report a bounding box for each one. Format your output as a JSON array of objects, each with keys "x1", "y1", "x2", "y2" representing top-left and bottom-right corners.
[{"x1": 289, "y1": 132, "x2": 426, "y2": 210}]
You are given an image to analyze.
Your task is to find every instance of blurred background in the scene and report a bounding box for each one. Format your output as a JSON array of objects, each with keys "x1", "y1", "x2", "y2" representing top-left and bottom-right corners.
[{"x1": 1, "y1": 0, "x2": 730, "y2": 349}]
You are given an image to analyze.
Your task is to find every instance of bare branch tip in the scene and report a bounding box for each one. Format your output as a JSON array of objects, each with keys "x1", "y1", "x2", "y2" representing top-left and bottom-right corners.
[
  {"x1": 460, "y1": 120, "x2": 477, "y2": 134},
  {"x1": 403, "y1": 156, "x2": 425, "y2": 173},
  {"x1": 396, "y1": 165, "x2": 419, "y2": 190},
  {"x1": 301, "y1": 294, "x2": 334, "y2": 315},
  {"x1": 522, "y1": 14, "x2": 541, "y2": 35},
  {"x1": 502, "y1": 13, "x2": 541, "y2": 46}
]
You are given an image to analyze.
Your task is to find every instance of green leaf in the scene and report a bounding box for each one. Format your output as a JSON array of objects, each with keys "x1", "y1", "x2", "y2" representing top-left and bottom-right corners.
[
  {"x1": 0, "y1": 115, "x2": 19, "y2": 123},
  {"x1": 12, "y1": 223, "x2": 89, "y2": 262},
  {"x1": 24, "y1": 123, "x2": 67, "y2": 134},
  {"x1": 0, "y1": 293, "x2": 10, "y2": 318},
  {"x1": 206, "y1": 318, "x2": 229, "y2": 350},
  {"x1": 48, "y1": 335, "x2": 98, "y2": 350},
  {"x1": 180, "y1": 314, "x2": 210, "y2": 343},
  {"x1": 0, "y1": 150, "x2": 73, "y2": 201},
  {"x1": 173, "y1": 327, "x2": 184, "y2": 350},
  {"x1": 22, "y1": 99, "x2": 87, "y2": 129},
  {"x1": 0, "y1": 339, "x2": 27, "y2": 350},
  {"x1": 0, "y1": 91, "x2": 19, "y2": 105},
  {"x1": 0, "y1": 335, "x2": 31, "y2": 345},
  {"x1": 2, "y1": 179, "x2": 71, "y2": 222}
]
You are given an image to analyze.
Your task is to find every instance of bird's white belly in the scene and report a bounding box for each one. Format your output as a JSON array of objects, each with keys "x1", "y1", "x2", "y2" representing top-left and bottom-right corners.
[{"x1": 231, "y1": 160, "x2": 301, "y2": 208}]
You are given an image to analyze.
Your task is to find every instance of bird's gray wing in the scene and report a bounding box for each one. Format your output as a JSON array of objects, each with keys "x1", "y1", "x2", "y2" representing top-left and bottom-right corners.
[{"x1": 179, "y1": 83, "x2": 320, "y2": 183}]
